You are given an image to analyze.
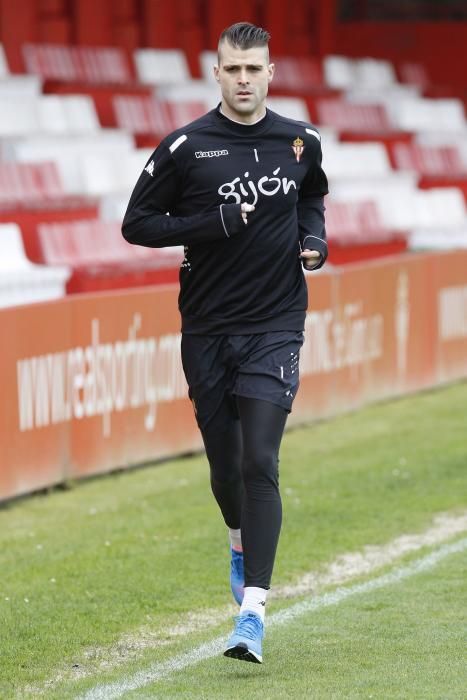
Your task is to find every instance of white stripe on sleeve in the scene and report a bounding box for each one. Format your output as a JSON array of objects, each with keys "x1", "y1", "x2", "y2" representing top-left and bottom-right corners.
[{"x1": 169, "y1": 134, "x2": 187, "y2": 153}]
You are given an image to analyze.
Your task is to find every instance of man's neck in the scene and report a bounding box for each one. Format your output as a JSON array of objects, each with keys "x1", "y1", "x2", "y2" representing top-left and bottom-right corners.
[{"x1": 219, "y1": 104, "x2": 266, "y2": 125}]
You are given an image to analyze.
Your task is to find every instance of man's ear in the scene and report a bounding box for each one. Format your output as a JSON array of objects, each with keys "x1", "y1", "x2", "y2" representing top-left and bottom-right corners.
[
  {"x1": 214, "y1": 65, "x2": 220, "y2": 82},
  {"x1": 268, "y1": 63, "x2": 275, "y2": 83}
]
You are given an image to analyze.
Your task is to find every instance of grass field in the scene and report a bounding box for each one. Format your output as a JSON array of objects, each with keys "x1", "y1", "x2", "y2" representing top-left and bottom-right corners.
[{"x1": 1, "y1": 382, "x2": 466, "y2": 699}]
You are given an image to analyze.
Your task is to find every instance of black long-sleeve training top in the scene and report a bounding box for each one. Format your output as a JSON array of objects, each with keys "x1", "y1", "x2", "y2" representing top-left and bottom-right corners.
[{"x1": 122, "y1": 106, "x2": 329, "y2": 335}]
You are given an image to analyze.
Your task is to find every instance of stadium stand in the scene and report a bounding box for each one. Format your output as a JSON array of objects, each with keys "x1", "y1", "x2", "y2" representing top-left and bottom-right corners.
[
  {"x1": 0, "y1": 14, "x2": 467, "y2": 307},
  {"x1": 0, "y1": 223, "x2": 69, "y2": 307},
  {"x1": 19, "y1": 43, "x2": 150, "y2": 128}
]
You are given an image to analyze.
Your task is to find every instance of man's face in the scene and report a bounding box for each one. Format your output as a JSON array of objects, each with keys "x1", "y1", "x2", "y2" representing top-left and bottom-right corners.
[{"x1": 214, "y1": 42, "x2": 274, "y2": 122}]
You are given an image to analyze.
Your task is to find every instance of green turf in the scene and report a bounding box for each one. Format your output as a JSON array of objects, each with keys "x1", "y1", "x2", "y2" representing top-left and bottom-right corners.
[
  {"x1": 123, "y1": 548, "x2": 467, "y2": 699},
  {"x1": 0, "y1": 382, "x2": 466, "y2": 698}
]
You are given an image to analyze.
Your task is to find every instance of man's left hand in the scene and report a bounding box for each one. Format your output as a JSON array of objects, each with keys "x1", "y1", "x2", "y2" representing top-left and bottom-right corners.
[{"x1": 300, "y1": 249, "x2": 322, "y2": 270}]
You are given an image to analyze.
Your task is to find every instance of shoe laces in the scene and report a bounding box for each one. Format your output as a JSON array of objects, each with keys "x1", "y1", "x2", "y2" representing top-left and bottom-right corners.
[{"x1": 235, "y1": 612, "x2": 262, "y2": 640}]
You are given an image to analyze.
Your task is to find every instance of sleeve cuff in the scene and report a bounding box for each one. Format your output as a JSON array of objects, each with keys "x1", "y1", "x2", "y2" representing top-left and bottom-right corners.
[
  {"x1": 220, "y1": 204, "x2": 244, "y2": 238},
  {"x1": 302, "y1": 235, "x2": 328, "y2": 270}
]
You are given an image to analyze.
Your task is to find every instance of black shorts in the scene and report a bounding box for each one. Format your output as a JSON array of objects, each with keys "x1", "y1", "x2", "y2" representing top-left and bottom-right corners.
[{"x1": 181, "y1": 331, "x2": 304, "y2": 433}]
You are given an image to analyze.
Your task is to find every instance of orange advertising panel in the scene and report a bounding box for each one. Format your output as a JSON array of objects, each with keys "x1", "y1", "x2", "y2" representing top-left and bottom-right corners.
[
  {"x1": 2, "y1": 250, "x2": 467, "y2": 502},
  {"x1": 294, "y1": 253, "x2": 438, "y2": 424},
  {"x1": 67, "y1": 286, "x2": 202, "y2": 478},
  {"x1": 1, "y1": 286, "x2": 202, "y2": 501},
  {"x1": 1, "y1": 301, "x2": 72, "y2": 498},
  {"x1": 433, "y1": 254, "x2": 467, "y2": 383}
]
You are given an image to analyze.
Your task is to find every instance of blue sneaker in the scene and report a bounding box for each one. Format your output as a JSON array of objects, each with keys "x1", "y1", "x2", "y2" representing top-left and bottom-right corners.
[
  {"x1": 224, "y1": 611, "x2": 264, "y2": 663},
  {"x1": 230, "y1": 547, "x2": 244, "y2": 606}
]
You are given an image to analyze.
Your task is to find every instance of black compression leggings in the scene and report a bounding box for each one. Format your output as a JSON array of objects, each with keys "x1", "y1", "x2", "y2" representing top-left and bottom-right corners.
[{"x1": 202, "y1": 396, "x2": 288, "y2": 590}]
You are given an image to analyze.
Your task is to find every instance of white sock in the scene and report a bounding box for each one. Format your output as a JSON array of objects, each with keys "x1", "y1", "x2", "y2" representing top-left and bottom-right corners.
[
  {"x1": 240, "y1": 586, "x2": 268, "y2": 622},
  {"x1": 229, "y1": 528, "x2": 242, "y2": 552}
]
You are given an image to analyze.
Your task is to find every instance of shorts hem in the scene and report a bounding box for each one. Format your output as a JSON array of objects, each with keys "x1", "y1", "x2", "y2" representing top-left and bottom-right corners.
[{"x1": 232, "y1": 390, "x2": 293, "y2": 414}]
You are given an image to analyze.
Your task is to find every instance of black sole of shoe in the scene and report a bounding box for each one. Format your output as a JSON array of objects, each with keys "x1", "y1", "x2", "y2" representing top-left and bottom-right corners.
[{"x1": 224, "y1": 644, "x2": 262, "y2": 664}]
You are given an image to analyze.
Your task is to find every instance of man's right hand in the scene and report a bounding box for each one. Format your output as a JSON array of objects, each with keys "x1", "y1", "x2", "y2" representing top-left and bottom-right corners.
[{"x1": 241, "y1": 202, "x2": 255, "y2": 224}]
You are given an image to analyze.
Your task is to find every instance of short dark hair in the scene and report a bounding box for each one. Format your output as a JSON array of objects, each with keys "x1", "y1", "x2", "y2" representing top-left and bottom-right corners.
[{"x1": 218, "y1": 22, "x2": 270, "y2": 54}]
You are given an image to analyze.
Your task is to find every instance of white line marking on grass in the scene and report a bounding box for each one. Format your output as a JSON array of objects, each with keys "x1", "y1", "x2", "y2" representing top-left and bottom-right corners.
[
  {"x1": 80, "y1": 537, "x2": 467, "y2": 700},
  {"x1": 275, "y1": 511, "x2": 467, "y2": 598},
  {"x1": 26, "y1": 512, "x2": 467, "y2": 697}
]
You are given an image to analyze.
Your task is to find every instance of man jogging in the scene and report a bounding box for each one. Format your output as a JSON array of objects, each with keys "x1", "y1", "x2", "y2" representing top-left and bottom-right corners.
[{"x1": 122, "y1": 21, "x2": 328, "y2": 664}]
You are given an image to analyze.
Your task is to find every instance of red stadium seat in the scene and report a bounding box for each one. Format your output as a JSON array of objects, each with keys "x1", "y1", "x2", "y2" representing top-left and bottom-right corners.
[
  {"x1": 324, "y1": 199, "x2": 407, "y2": 264},
  {"x1": 396, "y1": 61, "x2": 431, "y2": 91},
  {"x1": 0, "y1": 162, "x2": 64, "y2": 208},
  {"x1": 22, "y1": 44, "x2": 134, "y2": 84},
  {"x1": 316, "y1": 98, "x2": 393, "y2": 133},
  {"x1": 112, "y1": 96, "x2": 206, "y2": 138},
  {"x1": 36, "y1": 219, "x2": 183, "y2": 293},
  {"x1": 272, "y1": 56, "x2": 324, "y2": 92},
  {"x1": 389, "y1": 143, "x2": 467, "y2": 177}
]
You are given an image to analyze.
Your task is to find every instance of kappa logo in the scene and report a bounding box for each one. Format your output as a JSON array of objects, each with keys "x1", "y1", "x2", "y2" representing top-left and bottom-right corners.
[
  {"x1": 195, "y1": 149, "x2": 229, "y2": 159},
  {"x1": 144, "y1": 160, "x2": 155, "y2": 177}
]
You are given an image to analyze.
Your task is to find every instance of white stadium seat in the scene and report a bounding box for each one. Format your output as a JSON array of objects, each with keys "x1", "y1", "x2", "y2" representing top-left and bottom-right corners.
[
  {"x1": 353, "y1": 58, "x2": 397, "y2": 89},
  {"x1": 386, "y1": 97, "x2": 467, "y2": 133},
  {"x1": 0, "y1": 95, "x2": 100, "y2": 136},
  {"x1": 37, "y1": 95, "x2": 100, "y2": 134},
  {"x1": 0, "y1": 98, "x2": 38, "y2": 136},
  {"x1": 408, "y1": 188, "x2": 467, "y2": 250},
  {"x1": 0, "y1": 223, "x2": 70, "y2": 308},
  {"x1": 324, "y1": 55, "x2": 397, "y2": 91},
  {"x1": 323, "y1": 55, "x2": 355, "y2": 90},
  {"x1": 0, "y1": 43, "x2": 9, "y2": 76},
  {"x1": 2, "y1": 131, "x2": 135, "y2": 194},
  {"x1": 332, "y1": 180, "x2": 467, "y2": 236},
  {"x1": 199, "y1": 50, "x2": 218, "y2": 84},
  {"x1": 267, "y1": 97, "x2": 310, "y2": 122},
  {"x1": 409, "y1": 229, "x2": 467, "y2": 250},
  {"x1": 330, "y1": 173, "x2": 419, "y2": 230},
  {"x1": 134, "y1": 49, "x2": 191, "y2": 85},
  {"x1": 322, "y1": 142, "x2": 392, "y2": 179},
  {"x1": 345, "y1": 84, "x2": 420, "y2": 106},
  {"x1": 99, "y1": 193, "x2": 133, "y2": 222},
  {"x1": 155, "y1": 82, "x2": 220, "y2": 110},
  {"x1": 79, "y1": 149, "x2": 152, "y2": 196},
  {"x1": 0, "y1": 75, "x2": 42, "y2": 97}
]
